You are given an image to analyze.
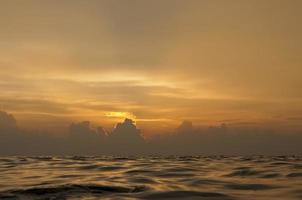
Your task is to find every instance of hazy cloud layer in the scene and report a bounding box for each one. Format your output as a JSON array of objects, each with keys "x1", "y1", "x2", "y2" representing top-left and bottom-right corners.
[{"x1": 0, "y1": 0, "x2": 302, "y2": 132}]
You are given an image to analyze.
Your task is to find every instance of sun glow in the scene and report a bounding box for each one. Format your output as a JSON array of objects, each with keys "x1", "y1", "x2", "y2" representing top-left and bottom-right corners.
[{"x1": 105, "y1": 112, "x2": 136, "y2": 120}]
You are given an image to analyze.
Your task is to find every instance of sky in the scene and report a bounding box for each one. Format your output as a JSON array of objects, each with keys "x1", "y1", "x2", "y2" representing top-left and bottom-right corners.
[{"x1": 0, "y1": 0, "x2": 302, "y2": 135}]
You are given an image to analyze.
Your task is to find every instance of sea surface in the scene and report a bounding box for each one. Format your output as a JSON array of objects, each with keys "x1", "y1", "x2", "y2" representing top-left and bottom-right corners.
[{"x1": 0, "y1": 156, "x2": 301, "y2": 200}]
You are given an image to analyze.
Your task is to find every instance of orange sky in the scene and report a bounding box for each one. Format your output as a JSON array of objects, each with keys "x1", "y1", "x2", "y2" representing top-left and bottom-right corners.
[{"x1": 0, "y1": 0, "x2": 302, "y2": 134}]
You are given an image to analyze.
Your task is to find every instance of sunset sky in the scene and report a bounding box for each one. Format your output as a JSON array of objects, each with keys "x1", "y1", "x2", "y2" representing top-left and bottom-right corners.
[{"x1": 0, "y1": 0, "x2": 302, "y2": 134}]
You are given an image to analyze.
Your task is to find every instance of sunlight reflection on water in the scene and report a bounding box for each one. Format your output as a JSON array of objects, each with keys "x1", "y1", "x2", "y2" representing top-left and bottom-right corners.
[{"x1": 0, "y1": 156, "x2": 301, "y2": 199}]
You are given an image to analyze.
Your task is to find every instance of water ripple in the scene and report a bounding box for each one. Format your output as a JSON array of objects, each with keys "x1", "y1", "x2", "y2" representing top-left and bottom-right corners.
[{"x1": 0, "y1": 156, "x2": 301, "y2": 199}]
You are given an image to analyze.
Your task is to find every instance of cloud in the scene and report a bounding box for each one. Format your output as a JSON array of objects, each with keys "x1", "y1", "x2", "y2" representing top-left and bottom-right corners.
[
  {"x1": 69, "y1": 121, "x2": 106, "y2": 139},
  {"x1": 1, "y1": 1, "x2": 302, "y2": 155},
  {"x1": 149, "y1": 122, "x2": 302, "y2": 155},
  {"x1": 107, "y1": 118, "x2": 146, "y2": 155},
  {"x1": 109, "y1": 118, "x2": 144, "y2": 142},
  {"x1": 67, "y1": 121, "x2": 107, "y2": 154},
  {"x1": 0, "y1": 111, "x2": 18, "y2": 132},
  {"x1": 0, "y1": 111, "x2": 301, "y2": 156},
  {"x1": 176, "y1": 120, "x2": 193, "y2": 134}
]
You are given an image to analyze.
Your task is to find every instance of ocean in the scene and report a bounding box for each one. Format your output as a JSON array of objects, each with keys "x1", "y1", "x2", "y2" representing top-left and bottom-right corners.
[{"x1": 0, "y1": 156, "x2": 301, "y2": 199}]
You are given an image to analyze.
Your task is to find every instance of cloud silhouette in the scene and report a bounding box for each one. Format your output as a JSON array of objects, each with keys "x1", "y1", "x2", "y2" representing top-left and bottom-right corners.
[
  {"x1": 69, "y1": 121, "x2": 107, "y2": 140},
  {"x1": 0, "y1": 111, "x2": 301, "y2": 156},
  {"x1": 107, "y1": 118, "x2": 146, "y2": 155},
  {"x1": 176, "y1": 120, "x2": 193, "y2": 134},
  {"x1": 67, "y1": 121, "x2": 107, "y2": 154},
  {"x1": 70, "y1": 121, "x2": 95, "y2": 137},
  {"x1": 0, "y1": 111, "x2": 18, "y2": 133},
  {"x1": 110, "y1": 119, "x2": 143, "y2": 141}
]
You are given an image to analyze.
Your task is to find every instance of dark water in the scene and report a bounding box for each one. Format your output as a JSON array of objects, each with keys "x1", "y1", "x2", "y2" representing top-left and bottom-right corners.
[{"x1": 0, "y1": 156, "x2": 301, "y2": 200}]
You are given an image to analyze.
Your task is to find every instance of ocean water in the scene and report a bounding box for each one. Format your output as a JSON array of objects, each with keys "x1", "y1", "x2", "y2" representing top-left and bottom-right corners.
[{"x1": 0, "y1": 156, "x2": 301, "y2": 200}]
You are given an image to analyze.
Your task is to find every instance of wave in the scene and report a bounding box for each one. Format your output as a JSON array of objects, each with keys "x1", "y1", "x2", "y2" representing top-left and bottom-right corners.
[
  {"x1": 287, "y1": 172, "x2": 302, "y2": 177},
  {"x1": 140, "y1": 191, "x2": 235, "y2": 199},
  {"x1": 226, "y1": 168, "x2": 265, "y2": 177},
  {"x1": 224, "y1": 183, "x2": 281, "y2": 190},
  {"x1": 1, "y1": 184, "x2": 147, "y2": 199},
  {"x1": 0, "y1": 156, "x2": 301, "y2": 199}
]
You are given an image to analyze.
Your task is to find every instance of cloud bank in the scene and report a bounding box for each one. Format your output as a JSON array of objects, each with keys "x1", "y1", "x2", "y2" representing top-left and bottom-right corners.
[{"x1": 0, "y1": 111, "x2": 301, "y2": 156}]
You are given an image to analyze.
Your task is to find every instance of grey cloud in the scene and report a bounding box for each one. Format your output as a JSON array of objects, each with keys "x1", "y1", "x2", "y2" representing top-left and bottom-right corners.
[
  {"x1": 149, "y1": 121, "x2": 302, "y2": 155},
  {"x1": 68, "y1": 121, "x2": 107, "y2": 154},
  {"x1": 0, "y1": 111, "x2": 301, "y2": 156},
  {"x1": 0, "y1": 111, "x2": 18, "y2": 132},
  {"x1": 176, "y1": 120, "x2": 193, "y2": 134},
  {"x1": 69, "y1": 121, "x2": 106, "y2": 138}
]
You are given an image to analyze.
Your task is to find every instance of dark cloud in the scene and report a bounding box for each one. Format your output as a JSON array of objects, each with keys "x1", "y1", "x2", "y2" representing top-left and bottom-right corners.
[
  {"x1": 0, "y1": 111, "x2": 17, "y2": 132},
  {"x1": 69, "y1": 121, "x2": 107, "y2": 140},
  {"x1": 0, "y1": 111, "x2": 63, "y2": 155},
  {"x1": 0, "y1": 111, "x2": 301, "y2": 156},
  {"x1": 176, "y1": 120, "x2": 193, "y2": 134},
  {"x1": 107, "y1": 118, "x2": 146, "y2": 155},
  {"x1": 70, "y1": 121, "x2": 96, "y2": 137},
  {"x1": 68, "y1": 121, "x2": 107, "y2": 154},
  {"x1": 149, "y1": 122, "x2": 302, "y2": 155},
  {"x1": 110, "y1": 119, "x2": 143, "y2": 141}
]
